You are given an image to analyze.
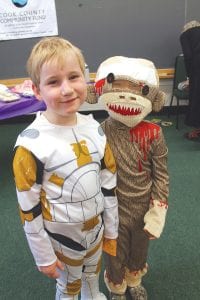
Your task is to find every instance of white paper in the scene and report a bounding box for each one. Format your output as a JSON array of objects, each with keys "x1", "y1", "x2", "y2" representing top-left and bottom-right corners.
[{"x1": 0, "y1": 0, "x2": 58, "y2": 40}]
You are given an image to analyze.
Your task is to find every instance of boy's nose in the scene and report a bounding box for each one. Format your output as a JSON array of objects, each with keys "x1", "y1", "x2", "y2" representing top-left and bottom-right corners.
[{"x1": 61, "y1": 81, "x2": 73, "y2": 95}]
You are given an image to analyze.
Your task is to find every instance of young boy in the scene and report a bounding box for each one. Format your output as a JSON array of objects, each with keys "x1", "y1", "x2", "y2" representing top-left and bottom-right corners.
[
  {"x1": 13, "y1": 37, "x2": 118, "y2": 300},
  {"x1": 86, "y1": 56, "x2": 169, "y2": 300}
]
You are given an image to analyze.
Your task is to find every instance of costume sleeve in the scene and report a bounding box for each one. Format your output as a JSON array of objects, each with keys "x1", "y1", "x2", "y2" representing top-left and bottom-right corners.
[
  {"x1": 13, "y1": 146, "x2": 57, "y2": 266},
  {"x1": 143, "y1": 128, "x2": 169, "y2": 238},
  {"x1": 100, "y1": 142, "x2": 119, "y2": 240},
  {"x1": 180, "y1": 31, "x2": 192, "y2": 77}
]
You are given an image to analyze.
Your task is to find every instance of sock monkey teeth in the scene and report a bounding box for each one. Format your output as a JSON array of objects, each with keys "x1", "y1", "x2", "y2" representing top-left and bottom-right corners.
[{"x1": 108, "y1": 103, "x2": 142, "y2": 116}]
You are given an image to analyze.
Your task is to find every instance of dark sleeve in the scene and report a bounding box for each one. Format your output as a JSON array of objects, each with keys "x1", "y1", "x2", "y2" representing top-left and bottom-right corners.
[{"x1": 180, "y1": 31, "x2": 192, "y2": 77}]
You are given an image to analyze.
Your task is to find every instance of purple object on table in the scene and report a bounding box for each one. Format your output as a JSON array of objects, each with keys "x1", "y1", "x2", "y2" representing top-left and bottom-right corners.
[{"x1": 0, "y1": 95, "x2": 46, "y2": 120}]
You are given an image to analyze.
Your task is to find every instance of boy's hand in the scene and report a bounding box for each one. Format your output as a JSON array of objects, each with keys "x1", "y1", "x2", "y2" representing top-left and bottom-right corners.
[{"x1": 38, "y1": 259, "x2": 64, "y2": 279}]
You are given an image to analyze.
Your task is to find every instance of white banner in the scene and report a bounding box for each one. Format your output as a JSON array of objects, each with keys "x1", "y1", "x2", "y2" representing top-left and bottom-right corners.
[{"x1": 0, "y1": 0, "x2": 58, "y2": 40}]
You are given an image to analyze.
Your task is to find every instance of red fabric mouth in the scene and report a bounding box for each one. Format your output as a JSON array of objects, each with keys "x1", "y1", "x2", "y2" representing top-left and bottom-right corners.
[{"x1": 108, "y1": 103, "x2": 141, "y2": 116}]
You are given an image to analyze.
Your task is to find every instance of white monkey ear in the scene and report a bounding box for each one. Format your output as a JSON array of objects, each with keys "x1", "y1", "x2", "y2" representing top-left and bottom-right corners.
[
  {"x1": 86, "y1": 84, "x2": 98, "y2": 104},
  {"x1": 152, "y1": 90, "x2": 166, "y2": 112}
]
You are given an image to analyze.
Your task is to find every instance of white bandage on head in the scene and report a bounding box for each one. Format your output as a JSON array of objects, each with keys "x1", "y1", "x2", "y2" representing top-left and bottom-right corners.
[{"x1": 95, "y1": 56, "x2": 159, "y2": 88}]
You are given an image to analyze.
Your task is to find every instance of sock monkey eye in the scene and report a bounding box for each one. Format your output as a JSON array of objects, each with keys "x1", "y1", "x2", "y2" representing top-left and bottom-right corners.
[
  {"x1": 142, "y1": 85, "x2": 149, "y2": 95},
  {"x1": 107, "y1": 73, "x2": 115, "y2": 83}
]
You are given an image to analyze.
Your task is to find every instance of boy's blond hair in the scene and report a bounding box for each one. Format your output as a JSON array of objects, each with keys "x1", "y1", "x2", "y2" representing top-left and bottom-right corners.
[{"x1": 27, "y1": 36, "x2": 86, "y2": 87}]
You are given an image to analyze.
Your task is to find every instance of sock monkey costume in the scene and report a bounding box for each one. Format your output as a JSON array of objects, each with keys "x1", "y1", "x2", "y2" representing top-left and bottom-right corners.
[{"x1": 87, "y1": 56, "x2": 169, "y2": 300}]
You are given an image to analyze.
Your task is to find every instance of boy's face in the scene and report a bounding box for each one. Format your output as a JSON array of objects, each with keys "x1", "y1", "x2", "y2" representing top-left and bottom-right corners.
[{"x1": 32, "y1": 52, "x2": 87, "y2": 125}]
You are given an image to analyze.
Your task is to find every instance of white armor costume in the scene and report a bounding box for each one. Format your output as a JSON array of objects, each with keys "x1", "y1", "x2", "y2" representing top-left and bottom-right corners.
[{"x1": 13, "y1": 112, "x2": 118, "y2": 299}]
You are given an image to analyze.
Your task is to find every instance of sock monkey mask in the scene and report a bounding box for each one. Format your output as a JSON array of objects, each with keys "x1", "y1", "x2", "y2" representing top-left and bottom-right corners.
[{"x1": 87, "y1": 56, "x2": 166, "y2": 128}]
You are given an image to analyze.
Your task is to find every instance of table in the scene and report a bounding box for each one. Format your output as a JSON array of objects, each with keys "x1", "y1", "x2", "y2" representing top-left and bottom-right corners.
[{"x1": 0, "y1": 95, "x2": 46, "y2": 120}]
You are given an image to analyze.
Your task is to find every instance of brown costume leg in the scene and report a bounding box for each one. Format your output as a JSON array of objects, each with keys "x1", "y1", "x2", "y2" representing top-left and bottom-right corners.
[
  {"x1": 127, "y1": 223, "x2": 149, "y2": 274},
  {"x1": 104, "y1": 201, "x2": 149, "y2": 295},
  {"x1": 104, "y1": 227, "x2": 128, "y2": 294},
  {"x1": 125, "y1": 226, "x2": 149, "y2": 300}
]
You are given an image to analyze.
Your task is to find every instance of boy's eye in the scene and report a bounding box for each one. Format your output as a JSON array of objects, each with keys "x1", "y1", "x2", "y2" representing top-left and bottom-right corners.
[
  {"x1": 70, "y1": 74, "x2": 80, "y2": 80},
  {"x1": 48, "y1": 79, "x2": 58, "y2": 85}
]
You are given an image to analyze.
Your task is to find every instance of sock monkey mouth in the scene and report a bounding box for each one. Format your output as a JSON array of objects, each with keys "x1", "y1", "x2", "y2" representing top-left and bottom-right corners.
[{"x1": 108, "y1": 104, "x2": 141, "y2": 116}]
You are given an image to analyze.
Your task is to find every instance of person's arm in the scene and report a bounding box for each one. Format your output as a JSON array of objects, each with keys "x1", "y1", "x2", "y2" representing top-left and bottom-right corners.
[
  {"x1": 143, "y1": 128, "x2": 169, "y2": 239},
  {"x1": 100, "y1": 142, "x2": 119, "y2": 256},
  {"x1": 13, "y1": 145, "x2": 63, "y2": 277},
  {"x1": 180, "y1": 31, "x2": 192, "y2": 78}
]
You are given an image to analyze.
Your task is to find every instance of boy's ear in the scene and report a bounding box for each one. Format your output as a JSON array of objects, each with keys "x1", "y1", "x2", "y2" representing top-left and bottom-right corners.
[
  {"x1": 86, "y1": 84, "x2": 98, "y2": 104},
  {"x1": 32, "y1": 83, "x2": 42, "y2": 101}
]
